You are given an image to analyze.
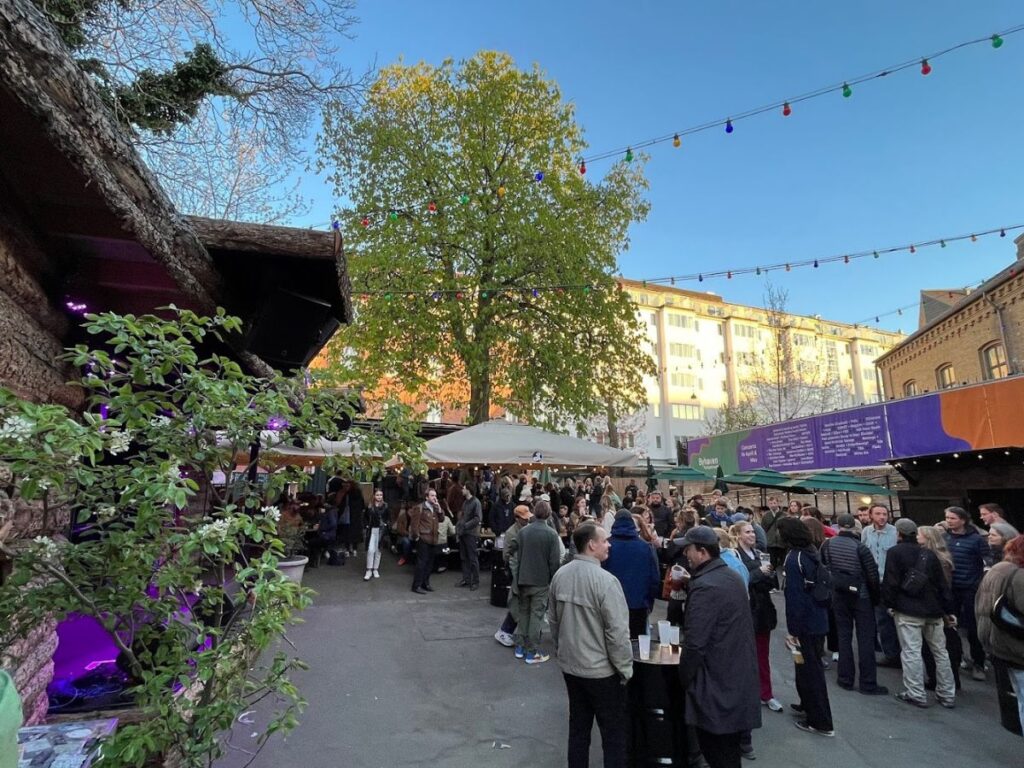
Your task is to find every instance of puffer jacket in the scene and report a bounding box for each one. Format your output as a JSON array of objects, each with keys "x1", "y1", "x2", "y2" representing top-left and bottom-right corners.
[
  {"x1": 945, "y1": 526, "x2": 992, "y2": 590},
  {"x1": 976, "y1": 562, "x2": 1024, "y2": 667}
]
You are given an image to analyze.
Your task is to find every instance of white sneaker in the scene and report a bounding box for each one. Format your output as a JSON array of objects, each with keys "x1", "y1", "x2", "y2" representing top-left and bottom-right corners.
[
  {"x1": 363, "y1": 571, "x2": 372, "y2": 581},
  {"x1": 832, "y1": 652, "x2": 839, "y2": 661},
  {"x1": 373, "y1": 570, "x2": 380, "y2": 579},
  {"x1": 764, "y1": 698, "x2": 784, "y2": 712},
  {"x1": 494, "y1": 630, "x2": 515, "y2": 647}
]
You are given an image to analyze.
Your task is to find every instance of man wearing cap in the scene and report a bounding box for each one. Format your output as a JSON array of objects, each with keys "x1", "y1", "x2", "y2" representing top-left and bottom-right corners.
[
  {"x1": 821, "y1": 514, "x2": 887, "y2": 695},
  {"x1": 882, "y1": 517, "x2": 957, "y2": 708},
  {"x1": 548, "y1": 523, "x2": 632, "y2": 767},
  {"x1": 677, "y1": 526, "x2": 761, "y2": 767}
]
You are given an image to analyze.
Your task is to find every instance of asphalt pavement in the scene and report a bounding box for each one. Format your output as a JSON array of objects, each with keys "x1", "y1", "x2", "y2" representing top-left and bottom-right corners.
[{"x1": 217, "y1": 553, "x2": 1021, "y2": 768}]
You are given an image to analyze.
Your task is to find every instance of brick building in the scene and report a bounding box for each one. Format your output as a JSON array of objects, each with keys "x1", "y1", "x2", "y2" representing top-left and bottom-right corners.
[{"x1": 876, "y1": 238, "x2": 1024, "y2": 399}]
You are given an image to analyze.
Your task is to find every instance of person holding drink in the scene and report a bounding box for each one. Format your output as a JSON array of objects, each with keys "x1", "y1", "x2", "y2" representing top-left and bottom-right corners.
[{"x1": 731, "y1": 521, "x2": 783, "y2": 713}]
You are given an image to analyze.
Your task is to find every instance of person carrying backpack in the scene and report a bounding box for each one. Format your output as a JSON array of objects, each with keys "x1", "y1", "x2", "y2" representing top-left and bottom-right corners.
[
  {"x1": 821, "y1": 514, "x2": 887, "y2": 695},
  {"x1": 882, "y1": 518, "x2": 957, "y2": 709},
  {"x1": 779, "y1": 517, "x2": 835, "y2": 737}
]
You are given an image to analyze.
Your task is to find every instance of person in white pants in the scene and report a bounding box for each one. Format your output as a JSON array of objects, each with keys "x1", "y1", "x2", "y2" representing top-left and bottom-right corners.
[{"x1": 364, "y1": 490, "x2": 389, "y2": 581}]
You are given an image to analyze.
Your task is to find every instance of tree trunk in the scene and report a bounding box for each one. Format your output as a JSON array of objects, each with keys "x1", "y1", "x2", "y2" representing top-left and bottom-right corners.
[
  {"x1": 468, "y1": 351, "x2": 492, "y2": 425},
  {"x1": 606, "y1": 403, "x2": 619, "y2": 448}
]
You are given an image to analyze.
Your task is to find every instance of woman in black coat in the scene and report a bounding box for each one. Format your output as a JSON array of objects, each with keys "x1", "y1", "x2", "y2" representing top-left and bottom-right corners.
[{"x1": 343, "y1": 480, "x2": 367, "y2": 557}]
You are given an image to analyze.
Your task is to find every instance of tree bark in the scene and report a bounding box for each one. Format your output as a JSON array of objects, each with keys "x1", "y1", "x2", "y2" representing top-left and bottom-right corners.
[
  {"x1": 606, "y1": 403, "x2": 620, "y2": 448},
  {"x1": 468, "y1": 351, "x2": 491, "y2": 425}
]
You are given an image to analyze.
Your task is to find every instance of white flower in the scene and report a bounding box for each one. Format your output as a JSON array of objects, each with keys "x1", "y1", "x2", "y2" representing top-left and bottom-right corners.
[
  {"x1": 107, "y1": 430, "x2": 133, "y2": 455},
  {"x1": 96, "y1": 505, "x2": 117, "y2": 522},
  {"x1": 0, "y1": 415, "x2": 33, "y2": 443},
  {"x1": 261, "y1": 506, "x2": 281, "y2": 523},
  {"x1": 37, "y1": 478, "x2": 52, "y2": 491},
  {"x1": 197, "y1": 518, "x2": 232, "y2": 541},
  {"x1": 32, "y1": 536, "x2": 61, "y2": 562},
  {"x1": 149, "y1": 415, "x2": 171, "y2": 429}
]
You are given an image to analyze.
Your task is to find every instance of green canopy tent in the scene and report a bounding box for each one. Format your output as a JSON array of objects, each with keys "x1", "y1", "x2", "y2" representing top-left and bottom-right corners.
[
  {"x1": 719, "y1": 467, "x2": 797, "y2": 506},
  {"x1": 655, "y1": 465, "x2": 712, "y2": 501},
  {"x1": 780, "y1": 469, "x2": 895, "y2": 514}
]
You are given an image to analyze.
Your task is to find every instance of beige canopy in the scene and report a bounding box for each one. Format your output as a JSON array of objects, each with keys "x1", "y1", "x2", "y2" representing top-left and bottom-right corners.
[{"x1": 401, "y1": 419, "x2": 637, "y2": 469}]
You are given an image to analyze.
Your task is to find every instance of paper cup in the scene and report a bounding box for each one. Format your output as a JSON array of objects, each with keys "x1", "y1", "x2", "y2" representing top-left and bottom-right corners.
[
  {"x1": 658, "y1": 620, "x2": 671, "y2": 646},
  {"x1": 638, "y1": 634, "x2": 651, "y2": 660},
  {"x1": 666, "y1": 625, "x2": 680, "y2": 646}
]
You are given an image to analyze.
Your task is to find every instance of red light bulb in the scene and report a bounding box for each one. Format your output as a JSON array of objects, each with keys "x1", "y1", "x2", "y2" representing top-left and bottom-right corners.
[
  {"x1": 360, "y1": 217, "x2": 369, "y2": 228},
  {"x1": 579, "y1": 161, "x2": 586, "y2": 175},
  {"x1": 455, "y1": 291, "x2": 464, "y2": 300},
  {"x1": 921, "y1": 59, "x2": 931, "y2": 75},
  {"x1": 782, "y1": 102, "x2": 792, "y2": 117},
  {"x1": 909, "y1": 244, "x2": 916, "y2": 254},
  {"x1": 427, "y1": 201, "x2": 437, "y2": 212}
]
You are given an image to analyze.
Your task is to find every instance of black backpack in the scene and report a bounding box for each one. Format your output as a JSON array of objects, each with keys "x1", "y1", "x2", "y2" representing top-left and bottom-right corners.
[{"x1": 798, "y1": 550, "x2": 833, "y2": 607}]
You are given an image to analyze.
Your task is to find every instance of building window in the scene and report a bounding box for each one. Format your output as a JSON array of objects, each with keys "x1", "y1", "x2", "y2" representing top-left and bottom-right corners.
[
  {"x1": 903, "y1": 380, "x2": 918, "y2": 396},
  {"x1": 860, "y1": 343, "x2": 878, "y2": 356},
  {"x1": 669, "y1": 342, "x2": 698, "y2": 358},
  {"x1": 667, "y1": 313, "x2": 694, "y2": 328},
  {"x1": 671, "y1": 403, "x2": 702, "y2": 420},
  {"x1": 736, "y1": 351, "x2": 756, "y2": 365},
  {"x1": 655, "y1": 436, "x2": 662, "y2": 449},
  {"x1": 862, "y1": 368, "x2": 875, "y2": 382},
  {"x1": 670, "y1": 372, "x2": 696, "y2": 388},
  {"x1": 651, "y1": 403, "x2": 661, "y2": 418},
  {"x1": 936, "y1": 364, "x2": 956, "y2": 389},
  {"x1": 792, "y1": 333, "x2": 813, "y2": 347},
  {"x1": 734, "y1": 324, "x2": 757, "y2": 338},
  {"x1": 981, "y1": 341, "x2": 1009, "y2": 380}
]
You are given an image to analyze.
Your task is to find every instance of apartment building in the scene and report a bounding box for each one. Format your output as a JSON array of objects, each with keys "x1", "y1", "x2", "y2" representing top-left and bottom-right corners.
[{"x1": 596, "y1": 279, "x2": 904, "y2": 463}]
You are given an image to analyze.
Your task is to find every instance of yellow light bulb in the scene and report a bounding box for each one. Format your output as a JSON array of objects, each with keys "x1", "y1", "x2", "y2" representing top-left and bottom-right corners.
[{"x1": 497, "y1": 186, "x2": 506, "y2": 198}]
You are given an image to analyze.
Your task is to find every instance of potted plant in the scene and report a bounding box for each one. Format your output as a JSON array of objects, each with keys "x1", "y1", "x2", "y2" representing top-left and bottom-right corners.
[
  {"x1": 276, "y1": 523, "x2": 310, "y2": 584},
  {"x1": 0, "y1": 307, "x2": 423, "y2": 768}
]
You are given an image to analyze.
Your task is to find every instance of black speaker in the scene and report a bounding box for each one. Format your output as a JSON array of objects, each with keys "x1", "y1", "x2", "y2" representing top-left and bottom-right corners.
[{"x1": 245, "y1": 288, "x2": 340, "y2": 370}]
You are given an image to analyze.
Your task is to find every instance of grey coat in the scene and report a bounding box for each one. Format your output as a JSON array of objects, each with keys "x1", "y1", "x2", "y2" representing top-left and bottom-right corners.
[
  {"x1": 679, "y1": 558, "x2": 762, "y2": 734},
  {"x1": 515, "y1": 520, "x2": 562, "y2": 588}
]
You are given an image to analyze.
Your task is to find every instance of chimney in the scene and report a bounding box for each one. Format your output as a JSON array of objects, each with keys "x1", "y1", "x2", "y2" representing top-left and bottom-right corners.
[{"x1": 1015, "y1": 233, "x2": 1024, "y2": 261}]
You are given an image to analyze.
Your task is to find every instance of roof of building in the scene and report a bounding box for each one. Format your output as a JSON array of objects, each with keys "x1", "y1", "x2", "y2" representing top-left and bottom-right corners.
[
  {"x1": 876, "y1": 262, "x2": 1020, "y2": 366},
  {"x1": 0, "y1": 0, "x2": 351, "y2": 373}
]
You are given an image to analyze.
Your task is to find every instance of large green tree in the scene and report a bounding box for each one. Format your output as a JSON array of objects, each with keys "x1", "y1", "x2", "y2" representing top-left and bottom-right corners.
[{"x1": 319, "y1": 52, "x2": 655, "y2": 428}]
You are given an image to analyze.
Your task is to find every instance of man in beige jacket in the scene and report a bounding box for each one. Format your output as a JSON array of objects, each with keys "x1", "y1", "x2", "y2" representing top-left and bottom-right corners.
[{"x1": 548, "y1": 523, "x2": 632, "y2": 767}]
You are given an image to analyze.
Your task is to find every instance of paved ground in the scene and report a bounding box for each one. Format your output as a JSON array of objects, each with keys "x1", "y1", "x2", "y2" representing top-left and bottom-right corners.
[{"x1": 218, "y1": 554, "x2": 1020, "y2": 768}]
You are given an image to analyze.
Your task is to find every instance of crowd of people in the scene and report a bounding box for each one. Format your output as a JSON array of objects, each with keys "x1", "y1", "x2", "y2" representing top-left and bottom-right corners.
[{"x1": 278, "y1": 468, "x2": 1024, "y2": 768}]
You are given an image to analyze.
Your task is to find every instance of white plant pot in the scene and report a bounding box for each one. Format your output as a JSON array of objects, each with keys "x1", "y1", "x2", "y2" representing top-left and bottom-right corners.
[{"x1": 278, "y1": 555, "x2": 309, "y2": 584}]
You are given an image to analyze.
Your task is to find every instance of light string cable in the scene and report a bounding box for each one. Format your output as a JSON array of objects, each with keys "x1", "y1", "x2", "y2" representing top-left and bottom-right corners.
[
  {"x1": 355, "y1": 223, "x2": 1024, "y2": 297},
  {"x1": 306, "y1": 24, "x2": 1024, "y2": 230},
  {"x1": 584, "y1": 24, "x2": 1024, "y2": 164}
]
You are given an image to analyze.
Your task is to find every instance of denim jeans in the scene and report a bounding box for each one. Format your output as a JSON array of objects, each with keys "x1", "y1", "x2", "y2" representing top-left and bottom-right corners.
[
  {"x1": 563, "y1": 673, "x2": 627, "y2": 768},
  {"x1": 874, "y1": 604, "x2": 901, "y2": 659},
  {"x1": 952, "y1": 585, "x2": 986, "y2": 668},
  {"x1": 412, "y1": 539, "x2": 435, "y2": 589},
  {"x1": 894, "y1": 612, "x2": 955, "y2": 702}
]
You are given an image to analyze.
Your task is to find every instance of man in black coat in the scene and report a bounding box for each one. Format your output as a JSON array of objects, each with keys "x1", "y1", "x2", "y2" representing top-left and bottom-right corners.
[
  {"x1": 677, "y1": 527, "x2": 761, "y2": 768},
  {"x1": 821, "y1": 514, "x2": 887, "y2": 695},
  {"x1": 882, "y1": 518, "x2": 957, "y2": 709}
]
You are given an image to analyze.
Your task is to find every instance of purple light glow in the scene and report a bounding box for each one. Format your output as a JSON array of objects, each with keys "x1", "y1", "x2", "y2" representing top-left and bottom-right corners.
[
  {"x1": 266, "y1": 416, "x2": 289, "y2": 431},
  {"x1": 99, "y1": 404, "x2": 109, "y2": 420},
  {"x1": 65, "y1": 300, "x2": 88, "y2": 314}
]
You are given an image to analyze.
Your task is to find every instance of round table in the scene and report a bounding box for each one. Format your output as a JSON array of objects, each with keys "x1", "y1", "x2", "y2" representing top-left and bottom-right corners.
[{"x1": 628, "y1": 640, "x2": 690, "y2": 767}]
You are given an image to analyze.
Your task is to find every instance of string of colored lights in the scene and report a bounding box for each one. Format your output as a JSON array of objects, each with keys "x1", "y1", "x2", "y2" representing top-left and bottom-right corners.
[
  {"x1": 584, "y1": 25, "x2": 1022, "y2": 165},
  {"x1": 851, "y1": 276, "x2": 997, "y2": 327},
  {"x1": 352, "y1": 222, "x2": 1023, "y2": 300},
  {"x1": 635, "y1": 225, "x2": 1023, "y2": 286},
  {"x1": 303, "y1": 23, "x2": 1022, "y2": 230}
]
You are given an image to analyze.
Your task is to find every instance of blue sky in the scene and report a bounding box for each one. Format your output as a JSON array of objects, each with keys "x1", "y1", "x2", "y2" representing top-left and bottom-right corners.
[{"x1": 293, "y1": 1, "x2": 1024, "y2": 333}]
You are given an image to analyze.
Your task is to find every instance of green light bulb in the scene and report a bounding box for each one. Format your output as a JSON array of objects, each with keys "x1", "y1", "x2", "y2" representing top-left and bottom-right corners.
[
  {"x1": 842, "y1": 83, "x2": 852, "y2": 98},
  {"x1": 459, "y1": 194, "x2": 470, "y2": 204},
  {"x1": 992, "y1": 34, "x2": 1004, "y2": 49},
  {"x1": 389, "y1": 210, "x2": 398, "y2": 221},
  {"x1": 625, "y1": 148, "x2": 633, "y2": 162}
]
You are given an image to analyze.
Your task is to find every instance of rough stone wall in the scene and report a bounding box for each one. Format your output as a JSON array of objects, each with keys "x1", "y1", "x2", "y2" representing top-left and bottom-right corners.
[{"x1": 0, "y1": 204, "x2": 71, "y2": 726}]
